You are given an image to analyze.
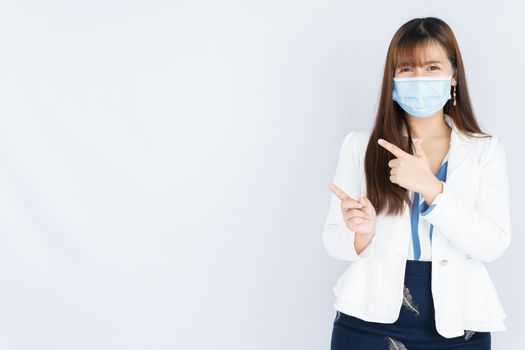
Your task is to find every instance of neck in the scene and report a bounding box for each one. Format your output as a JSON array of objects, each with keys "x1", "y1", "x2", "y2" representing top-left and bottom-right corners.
[{"x1": 405, "y1": 111, "x2": 451, "y2": 140}]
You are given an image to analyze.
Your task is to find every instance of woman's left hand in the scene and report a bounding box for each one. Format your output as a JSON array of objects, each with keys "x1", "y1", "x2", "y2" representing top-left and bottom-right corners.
[{"x1": 377, "y1": 137, "x2": 441, "y2": 196}]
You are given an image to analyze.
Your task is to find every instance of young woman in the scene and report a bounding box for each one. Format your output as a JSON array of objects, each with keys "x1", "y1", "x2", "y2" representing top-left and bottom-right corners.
[{"x1": 323, "y1": 17, "x2": 511, "y2": 349}]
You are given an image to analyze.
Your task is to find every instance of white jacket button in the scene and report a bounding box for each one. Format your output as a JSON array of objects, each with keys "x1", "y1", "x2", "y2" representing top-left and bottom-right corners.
[{"x1": 439, "y1": 259, "x2": 448, "y2": 265}]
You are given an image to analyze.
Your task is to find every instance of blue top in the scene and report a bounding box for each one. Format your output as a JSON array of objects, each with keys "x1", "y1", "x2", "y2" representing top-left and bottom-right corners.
[{"x1": 407, "y1": 150, "x2": 449, "y2": 261}]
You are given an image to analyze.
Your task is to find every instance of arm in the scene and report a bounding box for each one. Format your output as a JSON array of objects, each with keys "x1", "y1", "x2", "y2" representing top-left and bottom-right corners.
[
  {"x1": 322, "y1": 131, "x2": 377, "y2": 261},
  {"x1": 419, "y1": 136, "x2": 512, "y2": 262}
]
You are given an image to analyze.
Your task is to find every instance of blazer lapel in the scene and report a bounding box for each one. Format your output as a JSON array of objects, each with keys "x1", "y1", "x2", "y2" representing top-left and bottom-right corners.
[{"x1": 445, "y1": 114, "x2": 474, "y2": 182}]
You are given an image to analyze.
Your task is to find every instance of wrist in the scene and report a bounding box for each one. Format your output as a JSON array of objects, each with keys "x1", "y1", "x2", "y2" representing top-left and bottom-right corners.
[
  {"x1": 354, "y1": 231, "x2": 375, "y2": 255},
  {"x1": 422, "y1": 178, "x2": 443, "y2": 205}
]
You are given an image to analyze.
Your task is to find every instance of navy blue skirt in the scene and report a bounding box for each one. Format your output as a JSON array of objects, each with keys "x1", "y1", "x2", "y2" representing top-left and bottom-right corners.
[{"x1": 330, "y1": 260, "x2": 491, "y2": 349}]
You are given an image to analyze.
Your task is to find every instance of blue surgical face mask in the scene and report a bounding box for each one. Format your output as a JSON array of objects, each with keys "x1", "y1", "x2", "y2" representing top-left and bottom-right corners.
[{"x1": 392, "y1": 75, "x2": 453, "y2": 118}]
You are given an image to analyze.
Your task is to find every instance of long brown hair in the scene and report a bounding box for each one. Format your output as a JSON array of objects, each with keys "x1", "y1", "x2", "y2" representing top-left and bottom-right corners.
[{"x1": 366, "y1": 17, "x2": 489, "y2": 216}]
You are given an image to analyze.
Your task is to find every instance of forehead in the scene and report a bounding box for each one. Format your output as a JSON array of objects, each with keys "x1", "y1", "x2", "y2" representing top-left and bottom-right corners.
[{"x1": 394, "y1": 40, "x2": 449, "y2": 67}]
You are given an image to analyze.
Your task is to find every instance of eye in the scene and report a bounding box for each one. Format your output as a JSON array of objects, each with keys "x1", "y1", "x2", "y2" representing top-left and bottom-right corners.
[
  {"x1": 399, "y1": 67, "x2": 412, "y2": 73},
  {"x1": 429, "y1": 65, "x2": 440, "y2": 71}
]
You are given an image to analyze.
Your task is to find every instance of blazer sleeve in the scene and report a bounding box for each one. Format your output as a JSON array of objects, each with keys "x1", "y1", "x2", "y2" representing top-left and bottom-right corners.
[
  {"x1": 322, "y1": 131, "x2": 377, "y2": 261},
  {"x1": 419, "y1": 189, "x2": 444, "y2": 215},
  {"x1": 420, "y1": 136, "x2": 512, "y2": 262}
]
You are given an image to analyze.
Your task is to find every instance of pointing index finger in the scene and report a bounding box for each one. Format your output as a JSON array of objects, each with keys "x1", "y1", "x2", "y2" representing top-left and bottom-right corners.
[
  {"x1": 377, "y1": 138, "x2": 408, "y2": 158},
  {"x1": 328, "y1": 183, "x2": 363, "y2": 208}
]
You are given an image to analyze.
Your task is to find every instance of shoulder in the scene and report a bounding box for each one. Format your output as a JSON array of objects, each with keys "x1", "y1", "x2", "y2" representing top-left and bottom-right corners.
[
  {"x1": 335, "y1": 129, "x2": 372, "y2": 168},
  {"x1": 340, "y1": 129, "x2": 372, "y2": 154},
  {"x1": 335, "y1": 129, "x2": 372, "y2": 167},
  {"x1": 463, "y1": 132, "x2": 507, "y2": 164}
]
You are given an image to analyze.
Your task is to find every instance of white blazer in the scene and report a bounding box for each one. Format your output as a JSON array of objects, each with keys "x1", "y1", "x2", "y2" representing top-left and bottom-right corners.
[{"x1": 322, "y1": 114, "x2": 511, "y2": 338}]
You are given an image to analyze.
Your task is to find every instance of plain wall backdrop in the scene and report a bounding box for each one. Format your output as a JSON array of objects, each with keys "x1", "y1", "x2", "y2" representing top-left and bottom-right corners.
[{"x1": 0, "y1": 1, "x2": 523, "y2": 349}]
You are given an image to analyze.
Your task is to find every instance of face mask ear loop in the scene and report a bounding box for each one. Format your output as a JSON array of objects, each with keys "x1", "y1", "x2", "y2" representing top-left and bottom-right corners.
[{"x1": 453, "y1": 84, "x2": 457, "y2": 106}]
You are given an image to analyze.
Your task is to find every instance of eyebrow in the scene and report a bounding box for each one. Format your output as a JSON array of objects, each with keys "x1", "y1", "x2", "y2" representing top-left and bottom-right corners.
[{"x1": 397, "y1": 60, "x2": 443, "y2": 67}]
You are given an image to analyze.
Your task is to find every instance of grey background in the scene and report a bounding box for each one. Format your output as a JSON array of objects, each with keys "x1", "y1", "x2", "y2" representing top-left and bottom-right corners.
[{"x1": 0, "y1": 0, "x2": 523, "y2": 349}]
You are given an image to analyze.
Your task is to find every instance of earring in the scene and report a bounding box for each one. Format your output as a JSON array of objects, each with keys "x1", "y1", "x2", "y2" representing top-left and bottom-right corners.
[{"x1": 453, "y1": 84, "x2": 457, "y2": 106}]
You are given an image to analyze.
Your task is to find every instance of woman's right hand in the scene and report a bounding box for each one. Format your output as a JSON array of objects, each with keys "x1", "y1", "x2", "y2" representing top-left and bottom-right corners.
[{"x1": 328, "y1": 183, "x2": 376, "y2": 237}]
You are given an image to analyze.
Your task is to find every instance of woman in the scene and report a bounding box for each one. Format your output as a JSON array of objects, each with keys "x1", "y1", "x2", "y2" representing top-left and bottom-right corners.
[{"x1": 323, "y1": 17, "x2": 511, "y2": 349}]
